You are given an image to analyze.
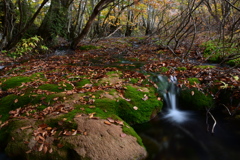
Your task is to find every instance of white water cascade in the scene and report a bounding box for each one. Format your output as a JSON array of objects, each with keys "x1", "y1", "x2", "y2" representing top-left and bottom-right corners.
[{"x1": 156, "y1": 75, "x2": 190, "y2": 123}]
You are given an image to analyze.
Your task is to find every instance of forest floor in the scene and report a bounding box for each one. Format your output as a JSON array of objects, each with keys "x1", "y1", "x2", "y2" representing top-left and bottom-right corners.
[
  {"x1": 1, "y1": 36, "x2": 239, "y2": 107},
  {"x1": 0, "y1": 36, "x2": 240, "y2": 158}
]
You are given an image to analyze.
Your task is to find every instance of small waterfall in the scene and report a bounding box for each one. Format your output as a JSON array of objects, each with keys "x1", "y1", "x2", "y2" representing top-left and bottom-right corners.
[{"x1": 155, "y1": 75, "x2": 190, "y2": 123}]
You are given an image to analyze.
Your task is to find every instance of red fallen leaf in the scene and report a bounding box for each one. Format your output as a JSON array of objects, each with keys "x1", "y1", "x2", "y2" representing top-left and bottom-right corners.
[
  {"x1": 89, "y1": 106, "x2": 96, "y2": 108},
  {"x1": 91, "y1": 117, "x2": 99, "y2": 120},
  {"x1": 107, "y1": 118, "x2": 114, "y2": 123},
  {"x1": 120, "y1": 133, "x2": 127, "y2": 137},
  {"x1": 83, "y1": 131, "x2": 87, "y2": 136},
  {"x1": 104, "y1": 121, "x2": 111, "y2": 125},
  {"x1": 57, "y1": 143, "x2": 64, "y2": 148}
]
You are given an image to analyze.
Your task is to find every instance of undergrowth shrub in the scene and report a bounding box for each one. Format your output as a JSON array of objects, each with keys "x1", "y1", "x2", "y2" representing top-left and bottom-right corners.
[{"x1": 6, "y1": 36, "x2": 48, "y2": 59}]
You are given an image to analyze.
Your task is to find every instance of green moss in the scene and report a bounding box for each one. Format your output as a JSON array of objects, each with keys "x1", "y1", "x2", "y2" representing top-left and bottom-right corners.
[
  {"x1": 180, "y1": 88, "x2": 214, "y2": 110},
  {"x1": 130, "y1": 78, "x2": 138, "y2": 83},
  {"x1": 38, "y1": 82, "x2": 73, "y2": 92},
  {"x1": 79, "y1": 45, "x2": 101, "y2": 50},
  {"x1": 106, "y1": 70, "x2": 122, "y2": 76},
  {"x1": 30, "y1": 72, "x2": 46, "y2": 81},
  {"x1": 227, "y1": 58, "x2": 240, "y2": 66},
  {"x1": 95, "y1": 99, "x2": 117, "y2": 113},
  {"x1": 122, "y1": 123, "x2": 144, "y2": 146},
  {"x1": 176, "y1": 67, "x2": 187, "y2": 71},
  {"x1": 118, "y1": 85, "x2": 162, "y2": 124},
  {"x1": 75, "y1": 79, "x2": 91, "y2": 88},
  {"x1": 187, "y1": 78, "x2": 200, "y2": 85},
  {"x1": 193, "y1": 65, "x2": 216, "y2": 69},
  {"x1": 159, "y1": 67, "x2": 169, "y2": 73},
  {"x1": 1, "y1": 76, "x2": 31, "y2": 91}
]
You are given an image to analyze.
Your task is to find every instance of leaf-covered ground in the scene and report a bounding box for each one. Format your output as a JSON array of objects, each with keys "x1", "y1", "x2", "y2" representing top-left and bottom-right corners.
[{"x1": 0, "y1": 36, "x2": 240, "y2": 125}]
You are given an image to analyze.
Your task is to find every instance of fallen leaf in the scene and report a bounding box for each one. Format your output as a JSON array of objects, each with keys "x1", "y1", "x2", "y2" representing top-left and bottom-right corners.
[
  {"x1": 191, "y1": 91, "x2": 195, "y2": 96},
  {"x1": 142, "y1": 94, "x2": 148, "y2": 101},
  {"x1": 49, "y1": 147, "x2": 53, "y2": 153},
  {"x1": 157, "y1": 97, "x2": 161, "y2": 101},
  {"x1": 133, "y1": 106, "x2": 138, "y2": 110},
  {"x1": 115, "y1": 120, "x2": 124, "y2": 126},
  {"x1": 14, "y1": 99, "x2": 18, "y2": 103},
  {"x1": 53, "y1": 97, "x2": 59, "y2": 101},
  {"x1": 82, "y1": 84, "x2": 93, "y2": 88},
  {"x1": 72, "y1": 130, "x2": 77, "y2": 135},
  {"x1": 107, "y1": 118, "x2": 115, "y2": 123},
  {"x1": 39, "y1": 143, "x2": 44, "y2": 151},
  {"x1": 104, "y1": 121, "x2": 111, "y2": 125},
  {"x1": 20, "y1": 125, "x2": 32, "y2": 130},
  {"x1": 120, "y1": 133, "x2": 127, "y2": 137},
  {"x1": 75, "y1": 114, "x2": 82, "y2": 118},
  {"x1": 89, "y1": 106, "x2": 96, "y2": 108},
  {"x1": 26, "y1": 150, "x2": 32, "y2": 154},
  {"x1": 43, "y1": 145, "x2": 48, "y2": 153},
  {"x1": 57, "y1": 143, "x2": 64, "y2": 148}
]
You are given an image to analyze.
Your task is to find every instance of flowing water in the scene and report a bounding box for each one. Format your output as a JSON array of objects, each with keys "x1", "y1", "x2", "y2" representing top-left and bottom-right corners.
[{"x1": 134, "y1": 75, "x2": 240, "y2": 160}]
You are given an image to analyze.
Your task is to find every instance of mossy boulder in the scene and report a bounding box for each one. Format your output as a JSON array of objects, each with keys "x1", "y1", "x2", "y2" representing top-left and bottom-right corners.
[
  {"x1": 38, "y1": 83, "x2": 73, "y2": 92},
  {"x1": 2, "y1": 115, "x2": 147, "y2": 160},
  {"x1": 119, "y1": 85, "x2": 162, "y2": 124},
  {"x1": 179, "y1": 88, "x2": 214, "y2": 110}
]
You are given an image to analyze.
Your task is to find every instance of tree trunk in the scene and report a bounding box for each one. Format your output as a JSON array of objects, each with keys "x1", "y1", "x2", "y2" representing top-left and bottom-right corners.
[
  {"x1": 38, "y1": 0, "x2": 73, "y2": 41},
  {"x1": 71, "y1": 0, "x2": 113, "y2": 49},
  {"x1": 4, "y1": 0, "x2": 49, "y2": 50}
]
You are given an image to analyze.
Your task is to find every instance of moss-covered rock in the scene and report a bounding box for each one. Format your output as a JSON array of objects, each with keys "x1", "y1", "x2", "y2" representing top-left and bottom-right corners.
[
  {"x1": 119, "y1": 85, "x2": 162, "y2": 124},
  {"x1": 179, "y1": 88, "x2": 214, "y2": 110},
  {"x1": 38, "y1": 83, "x2": 73, "y2": 92},
  {"x1": 1, "y1": 76, "x2": 31, "y2": 91}
]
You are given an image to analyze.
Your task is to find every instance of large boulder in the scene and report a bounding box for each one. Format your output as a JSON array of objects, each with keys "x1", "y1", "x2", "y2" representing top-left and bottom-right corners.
[{"x1": 4, "y1": 115, "x2": 147, "y2": 160}]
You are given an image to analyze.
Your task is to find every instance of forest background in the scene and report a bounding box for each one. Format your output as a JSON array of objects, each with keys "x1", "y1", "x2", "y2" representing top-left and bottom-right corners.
[{"x1": 0, "y1": 0, "x2": 239, "y2": 65}]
